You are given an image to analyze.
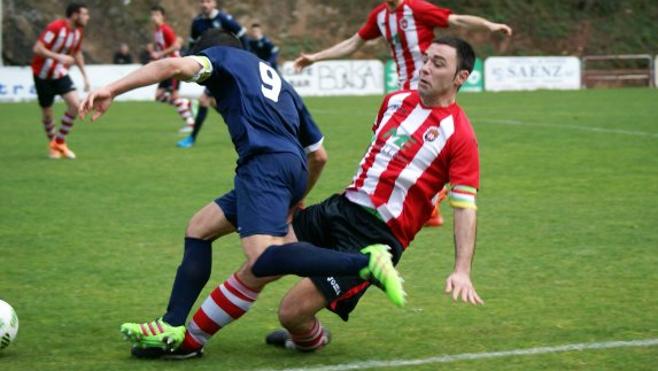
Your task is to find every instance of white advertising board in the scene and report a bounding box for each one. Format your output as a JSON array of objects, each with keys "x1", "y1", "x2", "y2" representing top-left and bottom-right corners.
[
  {"x1": 0, "y1": 64, "x2": 205, "y2": 102},
  {"x1": 484, "y1": 57, "x2": 581, "y2": 91},
  {"x1": 281, "y1": 60, "x2": 384, "y2": 96}
]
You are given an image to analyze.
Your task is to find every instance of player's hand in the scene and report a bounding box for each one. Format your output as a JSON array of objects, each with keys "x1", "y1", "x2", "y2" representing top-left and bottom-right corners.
[
  {"x1": 293, "y1": 53, "x2": 315, "y2": 72},
  {"x1": 490, "y1": 22, "x2": 512, "y2": 36},
  {"x1": 444, "y1": 271, "x2": 484, "y2": 305},
  {"x1": 151, "y1": 51, "x2": 163, "y2": 60},
  {"x1": 58, "y1": 54, "x2": 75, "y2": 66},
  {"x1": 79, "y1": 87, "x2": 114, "y2": 122}
]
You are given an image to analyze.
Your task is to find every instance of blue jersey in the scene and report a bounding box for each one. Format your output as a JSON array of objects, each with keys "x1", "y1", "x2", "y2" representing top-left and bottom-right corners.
[
  {"x1": 189, "y1": 11, "x2": 248, "y2": 50},
  {"x1": 194, "y1": 46, "x2": 323, "y2": 166},
  {"x1": 248, "y1": 36, "x2": 279, "y2": 70}
]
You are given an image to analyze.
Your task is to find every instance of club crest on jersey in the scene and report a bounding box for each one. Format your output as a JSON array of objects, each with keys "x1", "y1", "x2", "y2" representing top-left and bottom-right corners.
[
  {"x1": 400, "y1": 18, "x2": 409, "y2": 30},
  {"x1": 424, "y1": 127, "x2": 440, "y2": 142}
]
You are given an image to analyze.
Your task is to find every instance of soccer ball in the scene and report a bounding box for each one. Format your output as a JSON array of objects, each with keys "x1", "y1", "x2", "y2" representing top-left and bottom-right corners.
[{"x1": 0, "y1": 300, "x2": 19, "y2": 351}]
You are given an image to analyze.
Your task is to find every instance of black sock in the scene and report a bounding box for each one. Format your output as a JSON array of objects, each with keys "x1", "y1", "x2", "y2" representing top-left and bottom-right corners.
[
  {"x1": 163, "y1": 237, "x2": 212, "y2": 326},
  {"x1": 191, "y1": 106, "x2": 208, "y2": 140},
  {"x1": 251, "y1": 242, "x2": 369, "y2": 278}
]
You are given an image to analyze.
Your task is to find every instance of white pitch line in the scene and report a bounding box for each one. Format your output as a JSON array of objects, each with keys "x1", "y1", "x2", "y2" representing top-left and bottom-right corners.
[
  {"x1": 478, "y1": 119, "x2": 658, "y2": 138},
  {"x1": 259, "y1": 338, "x2": 658, "y2": 371}
]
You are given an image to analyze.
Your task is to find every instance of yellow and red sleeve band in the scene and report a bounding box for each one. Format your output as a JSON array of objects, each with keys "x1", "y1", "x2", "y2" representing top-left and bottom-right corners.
[{"x1": 447, "y1": 184, "x2": 477, "y2": 210}]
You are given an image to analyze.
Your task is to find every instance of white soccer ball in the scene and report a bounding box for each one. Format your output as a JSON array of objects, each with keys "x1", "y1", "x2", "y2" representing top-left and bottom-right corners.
[{"x1": 0, "y1": 300, "x2": 19, "y2": 351}]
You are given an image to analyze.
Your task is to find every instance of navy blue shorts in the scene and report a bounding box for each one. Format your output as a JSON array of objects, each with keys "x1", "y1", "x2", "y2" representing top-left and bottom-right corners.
[
  {"x1": 292, "y1": 194, "x2": 403, "y2": 321},
  {"x1": 215, "y1": 153, "x2": 307, "y2": 238}
]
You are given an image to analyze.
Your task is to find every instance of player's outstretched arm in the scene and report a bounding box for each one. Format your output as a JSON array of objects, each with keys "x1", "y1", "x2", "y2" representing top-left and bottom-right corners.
[
  {"x1": 294, "y1": 33, "x2": 365, "y2": 72},
  {"x1": 79, "y1": 57, "x2": 203, "y2": 121},
  {"x1": 444, "y1": 207, "x2": 484, "y2": 305},
  {"x1": 448, "y1": 14, "x2": 513, "y2": 36}
]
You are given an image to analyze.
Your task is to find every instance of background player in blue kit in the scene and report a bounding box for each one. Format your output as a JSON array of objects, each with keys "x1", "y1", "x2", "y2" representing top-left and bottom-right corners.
[
  {"x1": 248, "y1": 23, "x2": 279, "y2": 71},
  {"x1": 79, "y1": 29, "x2": 405, "y2": 358},
  {"x1": 177, "y1": 0, "x2": 249, "y2": 149}
]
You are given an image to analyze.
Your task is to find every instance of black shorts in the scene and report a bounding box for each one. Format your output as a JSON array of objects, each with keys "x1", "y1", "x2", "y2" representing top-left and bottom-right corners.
[
  {"x1": 157, "y1": 78, "x2": 180, "y2": 91},
  {"x1": 292, "y1": 193, "x2": 403, "y2": 321},
  {"x1": 33, "y1": 75, "x2": 76, "y2": 108}
]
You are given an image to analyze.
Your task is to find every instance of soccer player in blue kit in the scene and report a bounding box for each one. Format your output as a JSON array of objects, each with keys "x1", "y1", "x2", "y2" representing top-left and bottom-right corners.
[
  {"x1": 177, "y1": 0, "x2": 248, "y2": 148},
  {"x1": 79, "y1": 29, "x2": 405, "y2": 358}
]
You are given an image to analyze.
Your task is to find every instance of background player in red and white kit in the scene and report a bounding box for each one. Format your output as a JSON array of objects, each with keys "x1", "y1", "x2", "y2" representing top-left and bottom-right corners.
[
  {"x1": 31, "y1": 2, "x2": 90, "y2": 159},
  {"x1": 293, "y1": 0, "x2": 510, "y2": 227},
  {"x1": 150, "y1": 5, "x2": 196, "y2": 133},
  {"x1": 260, "y1": 35, "x2": 483, "y2": 352}
]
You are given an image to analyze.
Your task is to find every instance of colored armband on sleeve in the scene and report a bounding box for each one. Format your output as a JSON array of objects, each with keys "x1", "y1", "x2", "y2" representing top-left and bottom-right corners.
[
  {"x1": 185, "y1": 56, "x2": 213, "y2": 83},
  {"x1": 447, "y1": 185, "x2": 478, "y2": 209}
]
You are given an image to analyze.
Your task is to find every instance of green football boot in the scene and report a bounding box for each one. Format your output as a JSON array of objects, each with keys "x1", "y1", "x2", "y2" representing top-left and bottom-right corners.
[
  {"x1": 120, "y1": 318, "x2": 185, "y2": 350},
  {"x1": 359, "y1": 244, "x2": 407, "y2": 307}
]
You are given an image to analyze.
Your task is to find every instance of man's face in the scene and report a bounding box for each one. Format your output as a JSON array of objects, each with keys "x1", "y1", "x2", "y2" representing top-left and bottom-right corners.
[
  {"x1": 72, "y1": 7, "x2": 90, "y2": 27},
  {"x1": 151, "y1": 11, "x2": 164, "y2": 25},
  {"x1": 199, "y1": 0, "x2": 217, "y2": 15},
  {"x1": 250, "y1": 26, "x2": 263, "y2": 39},
  {"x1": 418, "y1": 43, "x2": 468, "y2": 98}
]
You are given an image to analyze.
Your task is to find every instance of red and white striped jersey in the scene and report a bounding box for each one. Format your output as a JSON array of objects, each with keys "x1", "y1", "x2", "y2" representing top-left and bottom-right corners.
[
  {"x1": 31, "y1": 19, "x2": 84, "y2": 79},
  {"x1": 345, "y1": 90, "x2": 479, "y2": 248},
  {"x1": 358, "y1": 0, "x2": 451, "y2": 90},
  {"x1": 154, "y1": 23, "x2": 180, "y2": 58}
]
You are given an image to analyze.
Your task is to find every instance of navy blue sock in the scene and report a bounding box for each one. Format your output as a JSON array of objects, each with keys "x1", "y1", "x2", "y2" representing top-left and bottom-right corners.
[
  {"x1": 163, "y1": 237, "x2": 212, "y2": 326},
  {"x1": 191, "y1": 106, "x2": 208, "y2": 140},
  {"x1": 251, "y1": 242, "x2": 369, "y2": 278}
]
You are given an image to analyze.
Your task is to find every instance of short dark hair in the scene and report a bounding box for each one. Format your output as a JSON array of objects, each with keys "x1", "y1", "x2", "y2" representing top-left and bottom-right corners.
[
  {"x1": 432, "y1": 36, "x2": 475, "y2": 75},
  {"x1": 150, "y1": 5, "x2": 166, "y2": 15},
  {"x1": 191, "y1": 29, "x2": 243, "y2": 54},
  {"x1": 66, "y1": 3, "x2": 87, "y2": 17},
  {"x1": 251, "y1": 23, "x2": 261, "y2": 28}
]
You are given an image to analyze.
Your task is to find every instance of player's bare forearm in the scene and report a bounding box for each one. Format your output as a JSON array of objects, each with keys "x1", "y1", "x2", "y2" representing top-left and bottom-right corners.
[
  {"x1": 107, "y1": 58, "x2": 197, "y2": 97},
  {"x1": 453, "y1": 207, "x2": 477, "y2": 274},
  {"x1": 448, "y1": 14, "x2": 512, "y2": 35},
  {"x1": 74, "y1": 52, "x2": 88, "y2": 77},
  {"x1": 304, "y1": 145, "x2": 328, "y2": 198},
  {"x1": 33, "y1": 41, "x2": 60, "y2": 60},
  {"x1": 312, "y1": 34, "x2": 365, "y2": 62}
]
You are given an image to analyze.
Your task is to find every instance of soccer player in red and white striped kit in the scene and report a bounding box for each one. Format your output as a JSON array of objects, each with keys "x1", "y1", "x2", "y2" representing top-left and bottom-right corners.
[
  {"x1": 149, "y1": 5, "x2": 196, "y2": 133},
  {"x1": 31, "y1": 3, "x2": 90, "y2": 159},
  {"x1": 157, "y1": 36, "x2": 484, "y2": 358},
  {"x1": 294, "y1": 0, "x2": 511, "y2": 227}
]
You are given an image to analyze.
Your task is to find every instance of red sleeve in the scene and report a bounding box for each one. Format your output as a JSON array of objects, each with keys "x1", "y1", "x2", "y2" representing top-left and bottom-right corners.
[
  {"x1": 413, "y1": 0, "x2": 452, "y2": 29},
  {"x1": 38, "y1": 20, "x2": 63, "y2": 48},
  {"x1": 357, "y1": 4, "x2": 385, "y2": 41},
  {"x1": 163, "y1": 25, "x2": 177, "y2": 48},
  {"x1": 448, "y1": 117, "x2": 480, "y2": 189}
]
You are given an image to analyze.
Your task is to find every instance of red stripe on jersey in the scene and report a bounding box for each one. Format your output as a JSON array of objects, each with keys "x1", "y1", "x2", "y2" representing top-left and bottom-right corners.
[
  {"x1": 395, "y1": 8, "x2": 415, "y2": 90},
  {"x1": 210, "y1": 286, "x2": 245, "y2": 319},
  {"x1": 370, "y1": 113, "x2": 438, "y2": 207},
  {"x1": 353, "y1": 92, "x2": 416, "y2": 189},
  {"x1": 192, "y1": 308, "x2": 221, "y2": 334}
]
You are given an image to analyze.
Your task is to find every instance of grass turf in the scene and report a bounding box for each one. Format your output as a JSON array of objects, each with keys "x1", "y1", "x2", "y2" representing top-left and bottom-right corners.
[{"x1": 1, "y1": 88, "x2": 657, "y2": 370}]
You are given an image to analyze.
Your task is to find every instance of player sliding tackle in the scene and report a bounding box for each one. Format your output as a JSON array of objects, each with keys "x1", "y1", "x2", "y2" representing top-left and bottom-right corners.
[{"x1": 79, "y1": 29, "x2": 405, "y2": 358}]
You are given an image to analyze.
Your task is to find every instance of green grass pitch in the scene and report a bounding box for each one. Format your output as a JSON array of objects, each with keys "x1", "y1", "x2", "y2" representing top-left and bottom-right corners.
[{"x1": 1, "y1": 88, "x2": 657, "y2": 370}]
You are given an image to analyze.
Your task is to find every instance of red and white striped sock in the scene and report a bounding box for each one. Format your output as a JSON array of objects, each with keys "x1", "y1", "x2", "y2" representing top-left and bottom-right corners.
[
  {"x1": 42, "y1": 119, "x2": 55, "y2": 141},
  {"x1": 55, "y1": 113, "x2": 75, "y2": 144},
  {"x1": 290, "y1": 318, "x2": 328, "y2": 351},
  {"x1": 181, "y1": 273, "x2": 260, "y2": 351},
  {"x1": 172, "y1": 98, "x2": 194, "y2": 125}
]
